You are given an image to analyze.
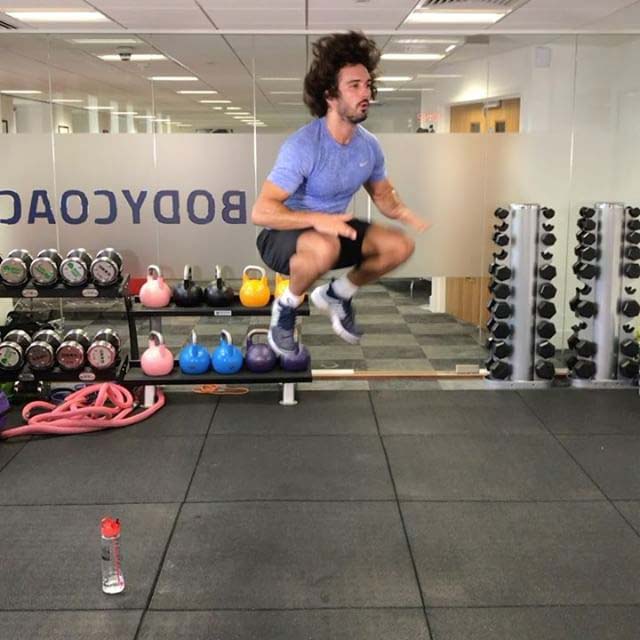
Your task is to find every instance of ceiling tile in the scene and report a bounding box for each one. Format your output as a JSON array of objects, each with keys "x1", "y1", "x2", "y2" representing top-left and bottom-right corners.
[
  {"x1": 103, "y1": 9, "x2": 212, "y2": 29},
  {"x1": 201, "y1": 8, "x2": 304, "y2": 28},
  {"x1": 495, "y1": 7, "x2": 613, "y2": 29},
  {"x1": 199, "y1": 0, "x2": 301, "y2": 7},
  {"x1": 585, "y1": 3, "x2": 640, "y2": 29}
]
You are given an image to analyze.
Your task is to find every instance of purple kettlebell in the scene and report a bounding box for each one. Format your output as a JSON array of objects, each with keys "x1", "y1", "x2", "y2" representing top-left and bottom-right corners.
[
  {"x1": 245, "y1": 329, "x2": 277, "y2": 373},
  {"x1": 280, "y1": 342, "x2": 311, "y2": 372}
]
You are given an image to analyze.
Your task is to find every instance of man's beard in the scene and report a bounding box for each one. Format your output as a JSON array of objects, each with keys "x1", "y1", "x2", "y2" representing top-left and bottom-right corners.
[{"x1": 340, "y1": 104, "x2": 368, "y2": 124}]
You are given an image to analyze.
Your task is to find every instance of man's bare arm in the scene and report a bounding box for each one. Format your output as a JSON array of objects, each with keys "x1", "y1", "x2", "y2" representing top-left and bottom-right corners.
[{"x1": 364, "y1": 178, "x2": 430, "y2": 232}]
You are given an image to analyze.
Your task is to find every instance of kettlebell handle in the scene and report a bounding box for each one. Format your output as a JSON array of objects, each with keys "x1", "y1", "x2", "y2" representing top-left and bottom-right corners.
[
  {"x1": 243, "y1": 265, "x2": 266, "y2": 280},
  {"x1": 220, "y1": 329, "x2": 232, "y2": 345},
  {"x1": 148, "y1": 330, "x2": 164, "y2": 347},
  {"x1": 191, "y1": 329, "x2": 198, "y2": 345},
  {"x1": 246, "y1": 328, "x2": 268, "y2": 347},
  {"x1": 183, "y1": 265, "x2": 192, "y2": 284},
  {"x1": 147, "y1": 264, "x2": 162, "y2": 279}
]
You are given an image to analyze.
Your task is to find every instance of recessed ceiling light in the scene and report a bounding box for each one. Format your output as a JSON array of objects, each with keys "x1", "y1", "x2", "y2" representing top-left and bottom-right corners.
[
  {"x1": 149, "y1": 76, "x2": 198, "y2": 81},
  {"x1": 176, "y1": 123, "x2": 193, "y2": 127},
  {"x1": 6, "y1": 10, "x2": 109, "y2": 22},
  {"x1": 85, "y1": 106, "x2": 114, "y2": 110},
  {"x1": 100, "y1": 54, "x2": 166, "y2": 62},
  {"x1": 212, "y1": 107, "x2": 223, "y2": 110},
  {"x1": 445, "y1": 44, "x2": 457, "y2": 53},
  {"x1": 134, "y1": 115, "x2": 155, "y2": 119},
  {"x1": 176, "y1": 90, "x2": 217, "y2": 95},
  {"x1": 0, "y1": 90, "x2": 42, "y2": 95},
  {"x1": 376, "y1": 87, "x2": 397, "y2": 93},
  {"x1": 200, "y1": 99, "x2": 231, "y2": 103},
  {"x1": 71, "y1": 38, "x2": 139, "y2": 45},
  {"x1": 226, "y1": 107, "x2": 242, "y2": 110},
  {"x1": 231, "y1": 112, "x2": 251, "y2": 115},
  {"x1": 377, "y1": 76, "x2": 413, "y2": 82},
  {"x1": 153, "y1": 118, "x2": 170, "y2": 122},
  {"x1": 381, "y1": 53, "x2": 444, "y2": 62},
  {"x1": 417, "y1": 74, "x2": 463, "y2": 79},
  {"x1": 260, "y1": 77, "x2": 301, "y2": 81},
  {"x1": 270, "y1": 91, "x2": 301, "y2": 95},
  {"x1": 112, "y1": 111, "x2": 138, "y2": 115},
  {"x1": 406, "y1": 10, "x2": 506, "y2": 24},
  {"x1": 394, "y1": 38, "x2": 459, "y2": 45}
]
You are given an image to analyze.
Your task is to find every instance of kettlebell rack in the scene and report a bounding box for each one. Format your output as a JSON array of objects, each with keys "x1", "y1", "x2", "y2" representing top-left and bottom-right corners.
[
  {"x1": 0, "y1": 275, "x2": 129, "y2": 385},
  {"x1": 121, "y1": 292, "x2": 313, "y2": 406}
]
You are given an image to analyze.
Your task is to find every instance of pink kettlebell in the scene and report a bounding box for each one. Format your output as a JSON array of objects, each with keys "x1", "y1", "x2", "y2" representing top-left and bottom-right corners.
[
  {"x1": 139, "y1": 265, "x2": 172, "y2": 308},
  {"x1": 140, "y1": 331, "x2": 174, "y2": 376}
]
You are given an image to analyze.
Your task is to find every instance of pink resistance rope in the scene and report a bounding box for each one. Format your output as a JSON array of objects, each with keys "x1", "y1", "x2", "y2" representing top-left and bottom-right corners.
[{"x1": 0, "y1": 383, "x2": 166, "y2": 439}]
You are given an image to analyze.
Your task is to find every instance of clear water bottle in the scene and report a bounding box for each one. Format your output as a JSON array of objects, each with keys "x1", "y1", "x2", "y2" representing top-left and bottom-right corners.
[{"x1": 101, "y1": 517, "x2": 125, "y2": 594}]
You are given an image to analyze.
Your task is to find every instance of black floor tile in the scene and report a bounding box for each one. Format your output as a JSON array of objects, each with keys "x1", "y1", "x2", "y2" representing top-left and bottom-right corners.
[
  {"x1": 518, "y1": 389, "x2": 640, "y2": 434},
  {"x1": 139, "y1": 609, "x2": 429, "y2": 640},
  {"x1": 362, "y1": 346, "x2": 427, "y2": 359},
  {"x1": 371, "y1": 391, "x2": 545, "y2": 435},
  {"x1": 0, "y1": 611, "x2": 142, "y2": 640},
  {"x1": 314, "y1": 359, "x2": 368, "y2": 370},
  {"x1": 614, "y1": 501, "x2": 640, "y2": 534},
  {"x1": 0, "y1": 432, "x2": 203, "y2": 504},
  {"x1": 212, "y1": 391, "x2": 378, "y2": 435},
  {"x1": 400, "y1": 313, "x2": 456, "y2": 323},
  {"x1": 359, "y1": 323, "x2": 412, "y2": 334},
  {"x1": 151, "y1": 502, "x2": 421, "y2": 609},
  {"x1": 429, "y1": 358, "x2": 483, "y2": 369},
  {"x1": 414, "y1": 335, "x2": 480, "y2": 346},
  {"x1": 403, "y1": 502, "x2": 640, "y2": 606},
  {"x1": 385, "y1": 434, "x2": 601, "y2": 500},
  {"x1": 0, "y1": 504, "x2": 178, "y2": 609},
  {"x1": 187, "y1": 435, "x2": 395, "y2": 501},
  {"x1": 427, "y1": 606, "x2": 640, "y2": 640},
  {"x1": 561, "y1": 436, "x2": 640, "y2": 500},
  {"x1": 0, "y1": 438, "x2": 27, "y2": 470}
]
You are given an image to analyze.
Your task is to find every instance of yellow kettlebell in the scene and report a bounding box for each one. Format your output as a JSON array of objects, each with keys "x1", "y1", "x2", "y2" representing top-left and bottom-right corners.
[
  {"x1": 240, "y1": 265, "x2": 271, "y2": 307},
  {"x1": 275, "y1": 273, "x2": 289, "y2": 299}
]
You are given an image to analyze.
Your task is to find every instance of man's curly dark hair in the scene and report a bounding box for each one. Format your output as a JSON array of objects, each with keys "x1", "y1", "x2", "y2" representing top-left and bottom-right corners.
[{"x1": 304, "y1": 31, "x2": 380, "y2": 118}]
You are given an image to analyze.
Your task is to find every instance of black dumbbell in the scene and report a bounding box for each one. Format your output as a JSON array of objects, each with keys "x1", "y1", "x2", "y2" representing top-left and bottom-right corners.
[
  {"x1": 493, "y1": 232, "x2": 509, "y2": 246},
  {"x1": 489, "y1": 281, "x2": 511, "y2": 299},
  {"x1": 488, "y1": 339, "x2": 512, "y2": 359},
  {"x1": 537, "y1": 340, "x2": 555, "y2": 359},
  {"x1": 539, "y1": 264, "x2": 557, "y2": 281},
  {"x1": 535, "y1": 360, "x2": 555, "y2": 380},
  {"x1": 574, "y1": 262, "x2": 598, "y2": 279},
  {"x1": 576, "y1": 300, "x2": 597, "y2": 318},
  {"x1": 537, "y1": 301, "x2": 556, "y2": 319},
  {"x1": 487, "y1": 319, "x2": 511, "y2": 339},
  {"x1": 488, "y1": 300, "x2": 512, "y2": 319},
  {"x1": 578, "y1": 218, "x2": 597, "y2": 231},
  {"x1": 575, "y1": 340, "x2": 597, "y2": 358},
  {"x1": 487, "y1": 359, "x2": 512, "y2": 380},
  {"x1": 623, "y1": 323, "x2": 636, "y2": 333},
  {"x1": 574, "y1": 359, "x2": 596, "y2": 379},
  {"x1": 625, "y1": 246, "x2": 640, "y2": 261},
  {"x1": 540, "y1": 232, "x2": 556, "y2": 246},
  {"x1": 540, "y1": 207, "x2": 555, "y2": 220},
  {"x1": 620, "y1": 300, "x2": 640, "y2": 317},
  {"x1": 566, "y1": 354, "x2": 578, "y2": 370},
  {"x1": 577, "y1": 284, "x2": 592, "y2": 295},
  {"x1": 577, "y1": 231, "x2": 597, "y2": 245},
  {"x1": 493, "y1": 249, "x2": 508, "y2": 260},
  {"x1": 488, "y1": 263, "x2": 512, "y2": 281},
  {"x1": 579, "y1": 206, "x2": 595, "y2": 218},
  {"x1": 628, "y1": 219, "x2": 640, "y2": 231},
  {"x1": 539, "y1": 283, "x2": 557, "y2": 300},
  {"x1": 627, "y1": 231, "x2": 640, "y2": 244},
  {"x1": 542, "y1": 223, "x2": 554, "y2": 233},
  {"x1": 619, "y1": 359, "x2": 639, "y2": 379},
  {"x1": 575, "y1": 245, "x2": 598, "y2": 261},
  {"x1": 537, "y1": 320, "x2": 556, "y2": 339},
  {"x1": 625, "y1": 286, "x2": 637, "y2": 295},
  {"x1": 569, "y1": 294, "x2": 580, "y2": 312},
  {"x1": 494, "y1": 221, "x2": 509, "y2": 233},
  {"x1": 620, "y1": 339, "x2": 639, "y2": 358},
  {"x1": 624, "y1": 263, "x2": 640, "y2": 278},
  {"x1": 567, "y1": 333, "x2": 580, "y2": 351},
  {"x1": 627, "y1": 207, "x2": 640, "y2": 218},
  {"x1": 495, "y1": 207, "x2": 509, "y2": 220},
  {"x1": 540, "y1": 251, "x2": 553, "y2": 261}
]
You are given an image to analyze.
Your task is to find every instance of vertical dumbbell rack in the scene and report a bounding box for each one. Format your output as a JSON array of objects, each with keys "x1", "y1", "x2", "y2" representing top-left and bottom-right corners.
[
  {"x1": 0, "y1": 276, "x2": 130, "y2": 388},
  {"x1": 121, "y1": 290, "x2": 312, "y2": 406},
  {"x1": 567, "y1": 203, "x2": 640, "y2": 386},
  {"x1": 485, "y1": 204, "x2": 559, "y2": 386}
]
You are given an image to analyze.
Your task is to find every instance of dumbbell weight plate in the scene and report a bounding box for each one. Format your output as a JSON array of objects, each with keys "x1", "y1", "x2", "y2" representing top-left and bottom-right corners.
[
  {"x1": 619, "y1": 359, "x2": 639, "y2": 379},
  {"x1": 26, "y1": 330, "x2": 61, "y2": 371},
  {"x1": 90, "y1": 248, "x2": 123, "y2": 287},
  {"x1": 87, "y1": 329, "x2": 120, "y2": 370},
  {"x1": 0, "y1": 249, "x2": 33, "y2": 286},
  {"x1": 30, "y1": 249, "x2": 62, "y2": 286},
  {"x1": 535, "y1": 360, "x2": 555, "y2": 380},
  {"x1": 620, "y1": 339, "x2": 640, "y2": 358},
  {"x1": 0, "y1": 329, "x2": 31, "y2": 371},
  {"x1": 60, "y1": 249, "x2": 93, "y2": 287}
]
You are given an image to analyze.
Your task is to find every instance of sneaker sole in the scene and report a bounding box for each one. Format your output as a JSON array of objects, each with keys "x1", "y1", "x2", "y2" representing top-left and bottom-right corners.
[
  {"x1": 310, "y1": 287, "x2": 362, "y2": 345},
  {"x1": 267, "y1": 329, "x2": 296, "y2": 358}
]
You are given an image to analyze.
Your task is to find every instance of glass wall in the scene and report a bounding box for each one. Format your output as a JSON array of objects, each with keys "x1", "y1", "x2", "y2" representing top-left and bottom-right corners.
[{"x1": 1, "y1": 32, "x2": 640, "y2": 373}]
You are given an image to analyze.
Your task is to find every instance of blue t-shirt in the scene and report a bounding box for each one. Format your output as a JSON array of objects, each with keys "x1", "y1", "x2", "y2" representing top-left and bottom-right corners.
[{"x1": 267, "y1": 117, "x2": 387, "y2": 214}]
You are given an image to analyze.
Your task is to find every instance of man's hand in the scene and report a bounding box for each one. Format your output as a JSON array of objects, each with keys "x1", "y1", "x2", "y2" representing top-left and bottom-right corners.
[
  {"x1": 311, "y1": 212, "x2": 357, "y2": 240},
  {"x1": 396, "y1": 207, "x2": 431, "y2": 233}
]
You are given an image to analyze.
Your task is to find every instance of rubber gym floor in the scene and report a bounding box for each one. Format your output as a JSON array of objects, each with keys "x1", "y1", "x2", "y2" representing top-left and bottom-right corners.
[{"x1": 1, "y1": 281, "x2": 640, "y2": 639}]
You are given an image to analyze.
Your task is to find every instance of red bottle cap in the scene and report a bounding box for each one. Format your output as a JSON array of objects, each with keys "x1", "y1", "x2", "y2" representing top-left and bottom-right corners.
[{"x1": 101, "y1": 517, "x2": 121, "y2": 537}]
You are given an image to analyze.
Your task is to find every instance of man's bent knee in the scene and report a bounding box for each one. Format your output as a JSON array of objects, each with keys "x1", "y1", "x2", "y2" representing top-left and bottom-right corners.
[{"x1": 293, "y1": 232, "x2": 340, "y2": 274}]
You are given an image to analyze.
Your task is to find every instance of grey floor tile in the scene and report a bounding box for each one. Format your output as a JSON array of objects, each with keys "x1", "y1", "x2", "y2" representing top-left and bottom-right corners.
[
  {"x1": 0, "y1": 611, "x2": 142, "y2": 640},
  {"x1": 385, "y1": 435, "x2": 601, "y2": 500},
  {"x1": 422, "y1": 345, "x2": 487, "y2": 359},
  {"x1": 151, "y1": 502, "x2": 421, "y2": 609},
  {"x1": 429, "y1": 358, "x2": 483, "y2": 370},
  {"x1": 139, "y1": 609, "x2": 429, "y2": 640},
  {"x1": 303, "y1": 334, "x2": 352, "y2": 346},
  {"x1": 298, "y1": 380, "x2": 371, "y2": 391},
  {"x1": 212, "y1": 391, "x2": 378, "y2": 435},
  {"x1": 369, "y1": 380, "x2": 441, "y2": 390},
  {"x1": 356, "y1": 314, "x2": 406, "y2": 324},
  {"x1": 360, "y1": 334, "x2": 420, "y2": 347},
  {"x1": 187, "y1": 435, "x2": 395, "y2": 501},
  {"x1": 0, "y1": 433, "x2": 203, "y2": 504},
  {"x1": 363, "y1": 346, "x2": 426, "y2": 359},
  {"x1": 519, "y1": 389, "x2": 640, "y2": 434},
  {"x1": 314, "y1": 359, "x2": 368, "y2": 370},
  {"x1": 359, "y1": 323, "x2": 412, "y2": 335},
  {"x1": 371, "y1": 391, "x2": 545, "y2": 435},
  {"x1": 561, "y1": 436, "x2": 640, "y2": 500},
  {"x1": 403, "y1": 501, "x2": 640, "y2": 606},
  {"x1": 414, "y1": 334, "x2": 480, "y2": 346},
  {"x1": 352, "y1": 305, "x2": 401, "y2": 315},
  {"x1": 409, "y1": 323, "x2": 476, "y2": 336},
  {"x1": 0, "y1": 437, "x2": 27, "y2": 470},
  {"x1": 428, "y1": 606, "x2": 640, "y2": 640},
  {"x1": 0, "y1": 504, "x2": 178, "y2": 609},
  {"x1": 439, "y1": 379, "x2": 494, "y2": 390},
  {"x1": 401, "y1": 313, "x2": 456, "y2": 323},
  {"x1": 614, "y1": 501, "x2": 640, "y2": 535},
  {"x1": 308, "y1": 345, "x2": 364, "y2": 359},
  {"x1": 365, "y1": 359, "x2": 434, "y2": 371}
]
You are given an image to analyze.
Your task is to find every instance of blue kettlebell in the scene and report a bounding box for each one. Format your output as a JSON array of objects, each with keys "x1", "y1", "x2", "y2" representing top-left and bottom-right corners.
[
  {"x1": 179, "y1": 330, "x2": 210, "y2": 374},
  {"x1": 211, "y1": 329, "x2": 243, "y2": 374},
  {"x1": 245, "y1": 328, "x2": 277, "y2": 373}
]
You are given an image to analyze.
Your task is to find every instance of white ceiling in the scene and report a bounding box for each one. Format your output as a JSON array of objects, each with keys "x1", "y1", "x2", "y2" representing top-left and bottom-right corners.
[{"x1": 0, "y1": 0, "x2": 639, "y2": 131}]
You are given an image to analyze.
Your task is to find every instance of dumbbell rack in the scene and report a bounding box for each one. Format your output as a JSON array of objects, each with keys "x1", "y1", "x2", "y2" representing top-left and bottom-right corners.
[
  {"x1": 485, "y1": 203, "x2": 559, "y2": 386},
  {"x1": 121, "y1": 292, "x2": 312, "y2": 406},
  {"x1": 567, "y1": 203, "x2": 640, "y2": 386},
  {"x1": 0, "y1": 276, "x2": 130, "y2": 387}
]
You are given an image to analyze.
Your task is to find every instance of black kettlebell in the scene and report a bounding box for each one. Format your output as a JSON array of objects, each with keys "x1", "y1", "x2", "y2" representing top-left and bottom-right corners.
[
  {"x1": 205, "y1": 265, "x2": 235, "y2": 307},
  {"x1": 173, "y1": 265, "x2": 203, "y2": 307}
]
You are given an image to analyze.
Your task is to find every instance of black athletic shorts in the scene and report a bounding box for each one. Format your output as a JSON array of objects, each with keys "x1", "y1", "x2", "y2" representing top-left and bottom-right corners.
[{"x1": 256, "y1": 219, "x2": 371, "y2": 276}]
